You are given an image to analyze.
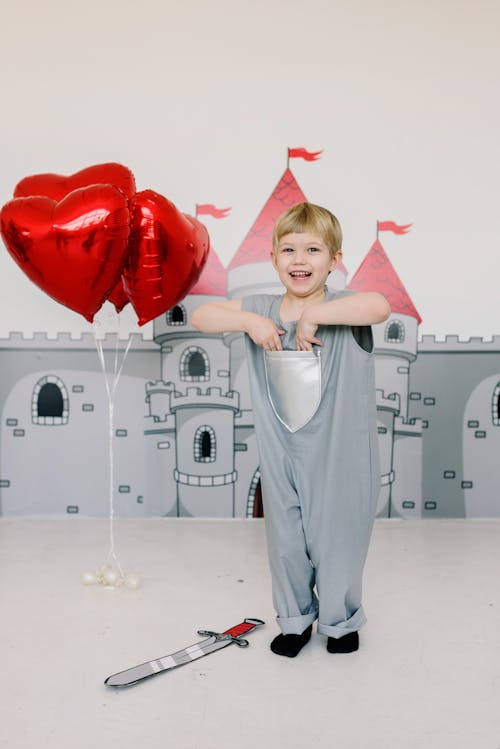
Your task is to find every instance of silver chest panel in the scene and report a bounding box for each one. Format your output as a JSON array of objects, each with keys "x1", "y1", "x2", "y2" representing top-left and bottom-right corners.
[{"x1": 264, "y1": 350, "x2": 322, "y2": 433}]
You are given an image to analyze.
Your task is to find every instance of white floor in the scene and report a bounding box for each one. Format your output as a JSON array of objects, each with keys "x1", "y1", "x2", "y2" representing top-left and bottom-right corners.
[{"x1": 2, "y1": 517, "x2": 500, "y2": 749}]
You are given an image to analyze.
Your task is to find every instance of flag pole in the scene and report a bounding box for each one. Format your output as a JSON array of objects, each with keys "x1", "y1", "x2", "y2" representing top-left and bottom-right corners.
[
  {"x1": 376, "y1": 220, "x2": 379, "y2": 240},
  {"x1": 286, "y1": 148, "x2": 290, "y2": 170},
  {"x1": 195, "y1": 204, "x2": 198, "y2": 219}
]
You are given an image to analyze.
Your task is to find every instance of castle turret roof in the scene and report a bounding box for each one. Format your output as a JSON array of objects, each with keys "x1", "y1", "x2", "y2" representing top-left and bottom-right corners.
[
  {"x1": 348, "y1": 239, "x2": 422, "y2": 324},
  {"x1": 228, "y1": 168, "x2": 347, "y2": 275},
  {"x1": 227, "y1": 169, "x2": 307, "y2": 270},
  {"x1": 189, "y1": 247, "x2": 227, "y2": 296}
]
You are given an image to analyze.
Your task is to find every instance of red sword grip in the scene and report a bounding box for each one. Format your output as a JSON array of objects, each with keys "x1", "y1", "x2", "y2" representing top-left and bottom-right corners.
[{"x1": 224, "y1": 618, "x2": 264, "y2": 638}]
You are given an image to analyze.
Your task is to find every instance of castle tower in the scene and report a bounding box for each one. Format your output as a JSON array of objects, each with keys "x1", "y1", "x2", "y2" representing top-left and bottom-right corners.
[
  {"x1": 348, "y1": 238, "x2": 423, "y2": 517},
  {"x1": 348, "y1": 238, "x2": 421, "y2": 418},
  {"x1": 226, "y1": 168, "x2": 349, "y2": 516},
  {"x1": 147, "y1": 247, "x2": 241, "y2": 516},
  {"x1": 170, "y1": 385, "x2": 239, "y2": 517}
]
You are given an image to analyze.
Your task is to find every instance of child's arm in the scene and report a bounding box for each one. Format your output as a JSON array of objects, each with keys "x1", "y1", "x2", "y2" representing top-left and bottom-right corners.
[
  {"x1": 296, "y1": 292, "x2": 391, "y2": 351},
  {"x1": 191, "y1": 300, "x2": 285, "y2": 350}
]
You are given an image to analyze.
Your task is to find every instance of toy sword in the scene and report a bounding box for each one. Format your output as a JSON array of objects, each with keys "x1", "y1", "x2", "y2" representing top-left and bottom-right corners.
[{"x1": 104, "y1": 617, "x2": 265, "y2": 687}]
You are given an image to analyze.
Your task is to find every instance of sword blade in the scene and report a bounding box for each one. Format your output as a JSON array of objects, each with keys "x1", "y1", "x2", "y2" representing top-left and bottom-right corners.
[{"x1": 104, "y1": 636, "x2": 227, "y2": 687}]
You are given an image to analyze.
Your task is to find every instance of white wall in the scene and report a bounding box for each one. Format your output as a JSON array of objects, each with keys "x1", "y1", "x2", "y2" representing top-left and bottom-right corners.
[{"x1": 1, "y1": 0, "x2": 499, "y2": 339}]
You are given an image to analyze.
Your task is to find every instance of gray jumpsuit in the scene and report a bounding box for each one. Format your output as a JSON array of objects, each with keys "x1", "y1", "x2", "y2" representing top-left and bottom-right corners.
[{"x1": 242, "y1": 289, "x2": 380, "y2": 638}]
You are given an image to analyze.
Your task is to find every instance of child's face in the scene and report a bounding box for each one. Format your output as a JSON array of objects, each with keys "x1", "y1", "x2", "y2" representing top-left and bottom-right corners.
[{"x1": 271, "y1": 232, "x2": 342, "y2": 298}]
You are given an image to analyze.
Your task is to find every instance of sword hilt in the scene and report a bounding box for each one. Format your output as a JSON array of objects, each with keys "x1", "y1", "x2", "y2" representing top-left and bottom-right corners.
[
  {"x1": 198, "y1": 619, "x2": 264, "y2": 648},
  {"x1": 197, "y1": 630, "x2": 249, "y2": 647}
]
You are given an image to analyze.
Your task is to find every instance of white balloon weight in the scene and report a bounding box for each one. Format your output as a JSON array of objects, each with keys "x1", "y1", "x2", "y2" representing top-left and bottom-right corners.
[
  {"x1": 81, "y1": 571, "x2": 98, "y2": 585},
  {"x1": 81, "y1": 562, "x2": 140, "y2": 589},
  {"x1": 102, "y1": 567, "x2": 120, "y2": 586},
  {"x1": 124, "y1": 572, "x2": 141, "y2": 589}
]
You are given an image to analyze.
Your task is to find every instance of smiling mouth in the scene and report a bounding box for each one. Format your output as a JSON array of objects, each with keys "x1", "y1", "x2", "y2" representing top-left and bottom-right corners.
[{"x1": 290, "y1": 271, "x2": 312, "y2": 277}]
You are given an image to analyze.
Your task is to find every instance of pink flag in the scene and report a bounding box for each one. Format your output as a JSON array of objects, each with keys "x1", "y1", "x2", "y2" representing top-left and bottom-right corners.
[
  {"x1": 196, "y1": 204, "x2": 231, "y2": 219},
  {"x1": 378, "y1": 221, "x2": 412, "y2": 235},
  {"x1": 288, "y1": 148, "x2": 323, "y2": 162}
]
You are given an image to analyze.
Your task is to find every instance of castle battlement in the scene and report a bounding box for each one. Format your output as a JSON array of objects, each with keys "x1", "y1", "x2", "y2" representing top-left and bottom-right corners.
[
  {"x1": 170, "y1": 387, "x2": 240, "y2": 412},
  {"x1": 418, "y1": 334, "x2": 500, "y2": 352},
  {"x1": 145, "y1": 380, "x2": 177, "y2": 422},
  {"x1": 376, "y1": 389, "x2": 401, "y2": 414},
  {"x1": 394, "y1": 415, "x2": 422, "y2": 436},
  {"x1": 0, "y1": 330, "x2": 156, "y2": 351},
  {"x1": 146, "y1": 379, "x2": 176, "y2": 394},
  {"x1": 144, "y1": 412, "x2": 176, "y2": 429}
]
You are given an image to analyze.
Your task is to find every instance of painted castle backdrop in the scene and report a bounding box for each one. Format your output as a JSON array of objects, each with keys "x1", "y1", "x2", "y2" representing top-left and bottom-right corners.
[{"x1": 1, "y1": 169, "x2": 499, "y2": 518}]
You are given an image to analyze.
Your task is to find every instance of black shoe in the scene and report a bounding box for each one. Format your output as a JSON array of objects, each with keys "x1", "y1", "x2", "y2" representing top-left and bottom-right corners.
[
  {"x1": 326, "y1": 631, "x2": 359, "y2": 653},
  {"x1": 270, "y1": 624, "x2": 312, "y2": 657}
]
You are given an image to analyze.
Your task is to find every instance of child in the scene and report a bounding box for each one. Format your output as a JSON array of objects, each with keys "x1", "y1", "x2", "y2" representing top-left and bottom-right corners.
[{"x1": 192, "y1": 203, "x2": 390, "y2": 657}]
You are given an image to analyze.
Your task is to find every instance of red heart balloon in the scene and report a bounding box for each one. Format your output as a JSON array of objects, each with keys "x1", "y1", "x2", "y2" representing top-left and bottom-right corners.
[
  {"x1": 123, "y1": 190, "x2": 210, "y2": 326},
  {"x1": 0, "y1": 185, "x2": 130, "y2": 322},
  {"x1": 14, "y1": 162, "x2": 136, "y2": 201},
  {"x1": 13, "y1": 162, "x2": 135, "y2": 314}
]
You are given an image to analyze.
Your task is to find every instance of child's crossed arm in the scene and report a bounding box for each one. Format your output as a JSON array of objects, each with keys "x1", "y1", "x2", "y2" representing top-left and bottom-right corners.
[
  {"x1": 192, "y1": 299, "x2": 285, "y2": 350},
  {"x1": 296, "y1": 292, "x2": 390, "y2": 351}
]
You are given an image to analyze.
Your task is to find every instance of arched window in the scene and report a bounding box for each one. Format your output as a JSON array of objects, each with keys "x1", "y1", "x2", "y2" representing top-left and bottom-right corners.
[
  {"x1": 180, "y1": 346, "x2": 210, "y2": 381},
  {"x1": 38, "y1": 383, "x2": 63, "y2": 417},
  {"x1": 385, "y1": 319, "x2": 405, "y2": 343},
  {"x1": 246, "y1": 468, "x2": 263, "y2": 518},
  {"x1": 32, "y1": 376, "x2": 69, "y2": 425},
  {"x1": 492, "y1": 383, "x2": 500, "y2": 426},
  {"x1": 166, "y1": 304, "x2": 187, "y2": 326},
  {"x1": 194, "y1": 425, "x2": 216, "y2": 462}
]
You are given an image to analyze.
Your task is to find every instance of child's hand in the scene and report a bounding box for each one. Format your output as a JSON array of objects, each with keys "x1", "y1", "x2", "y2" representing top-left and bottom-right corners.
[
  {"x1": 245, "y1": 314, "x2": 285, "y2": 351},
  {"x1": 296, "y1": 311, "x2": 323, "y2": 351}
]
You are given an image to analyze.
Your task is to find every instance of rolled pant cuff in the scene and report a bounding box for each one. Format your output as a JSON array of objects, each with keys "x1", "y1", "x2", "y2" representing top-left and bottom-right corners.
[
  {"x1": 316, "y1": 605, "x2": 366, "y2": 638},
  {"x1": 277, "y1": 610, "x2": 318, "y2": 635}
]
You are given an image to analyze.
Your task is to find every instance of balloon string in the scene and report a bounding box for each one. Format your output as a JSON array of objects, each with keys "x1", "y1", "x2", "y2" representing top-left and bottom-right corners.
[{"x1": 92, "y1": 322, "x2": 133, "y2": 578}]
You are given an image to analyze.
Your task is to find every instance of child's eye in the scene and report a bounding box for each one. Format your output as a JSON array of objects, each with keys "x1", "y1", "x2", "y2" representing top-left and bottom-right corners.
[
  {"x1": 282, "y1": 247, "x2": 294, "y2": 253},
  {"x1": 308, "y1": 247, "x2": 319, "y2": 252}
]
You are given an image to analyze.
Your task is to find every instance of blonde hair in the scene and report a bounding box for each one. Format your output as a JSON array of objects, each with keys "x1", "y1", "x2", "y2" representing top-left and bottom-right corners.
[{"x1": 272, "y1": 202, "x2": 342, "y2": 259}]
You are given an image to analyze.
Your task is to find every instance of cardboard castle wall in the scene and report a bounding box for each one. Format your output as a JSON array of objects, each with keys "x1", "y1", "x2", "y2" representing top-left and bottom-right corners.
[{"x1": 1, "y1": 269, "x2": 499, "y2": 518}]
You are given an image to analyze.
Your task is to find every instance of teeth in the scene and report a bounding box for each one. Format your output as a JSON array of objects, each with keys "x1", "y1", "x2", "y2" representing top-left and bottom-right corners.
[{"x1": 290, "y1": 271, "x2": 311, "y2": 277}]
